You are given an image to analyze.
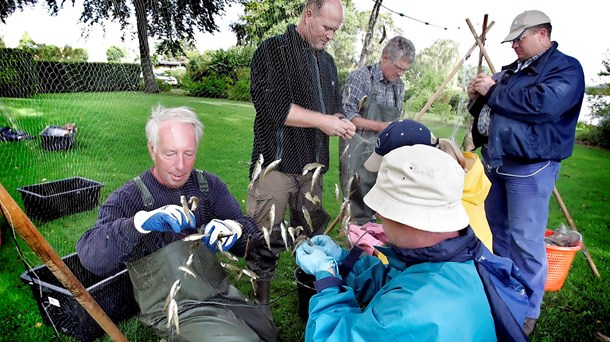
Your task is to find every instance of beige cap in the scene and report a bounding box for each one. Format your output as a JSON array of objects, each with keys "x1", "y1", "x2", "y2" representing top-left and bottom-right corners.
[
  {"x1": 502, "y1": 10, "x2": 551, "y2": 43},
  {"x1": 363, "y1": 145, "x2": 469, "y2": 233}
]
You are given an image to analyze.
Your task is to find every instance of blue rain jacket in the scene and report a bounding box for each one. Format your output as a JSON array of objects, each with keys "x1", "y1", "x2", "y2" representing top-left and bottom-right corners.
[{"x1": 305, "y1": 228, "x2": 498, "y2": 342}]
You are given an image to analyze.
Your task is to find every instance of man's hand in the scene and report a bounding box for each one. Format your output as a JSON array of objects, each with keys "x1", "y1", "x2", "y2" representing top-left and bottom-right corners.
[
  {"x1": 319, "y1": 115, "x2": 356, "y2": 140},
  {"x1": 202, "y1": 219, "x2": 243, "y2": 253},
  {"x1": 134, "y1": 205, "x2": 195, "y2": 234},
  {"x1": 296, "y1": 242, "x2": 338, "y2": 277},
  {"x1": 473, "y1": 73, "x2": 495, "y2": 97},
  {"x1": 467, "y1": 79, "x2": 479, "y2": 100}
]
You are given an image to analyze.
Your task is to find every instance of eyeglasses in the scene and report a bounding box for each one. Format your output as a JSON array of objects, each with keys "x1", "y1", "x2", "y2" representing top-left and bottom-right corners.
[
  {"x1": 511, "y1": 29, "x2": 539, "y2": 44},
  {"x1": 390, "y1": 59, "x2": 409, "y2": 73},
  {"x1": 511, "y1": 34, "x2": 529, "y2": 44}
]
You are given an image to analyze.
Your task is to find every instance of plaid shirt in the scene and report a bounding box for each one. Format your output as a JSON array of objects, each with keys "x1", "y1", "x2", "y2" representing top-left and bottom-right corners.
[
  {"x1": 342, "y1": 63, "x2": 404, "y2": 120},
  {"x1": 477, "y1": 50, "x2": 547, "y2": 137}
]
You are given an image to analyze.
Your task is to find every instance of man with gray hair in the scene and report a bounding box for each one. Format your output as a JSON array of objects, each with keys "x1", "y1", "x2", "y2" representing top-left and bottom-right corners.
[
  {"x1": 340, "y1": 36, "x2": 416, "y2": 225},
  {"x1": 77, "y1": 105, "x2": 277, "y2": 341}
]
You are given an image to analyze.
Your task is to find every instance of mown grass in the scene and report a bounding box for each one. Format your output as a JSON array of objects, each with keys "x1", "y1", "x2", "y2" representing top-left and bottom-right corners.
[{"x1": 0, "y1": 92, "x2": 608, "y2": 341}]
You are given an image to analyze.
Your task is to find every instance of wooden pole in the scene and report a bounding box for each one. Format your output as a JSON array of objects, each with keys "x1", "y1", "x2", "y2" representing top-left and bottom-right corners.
[
  {"x1": 552, "y1": 186, "x2": 601, "y2": 277},
  {"x1": 412, "y1": 21, "x2": 495, "y2": 121},
  {"x1": 0, "y1": 183, "x2": 128, "y2": 341},
  {"x1": 477, "y1": 15, "x2": 489, "y2": 74},
  {"x1": 466, "y1": 18, "x2": 496, "y2": 74}
]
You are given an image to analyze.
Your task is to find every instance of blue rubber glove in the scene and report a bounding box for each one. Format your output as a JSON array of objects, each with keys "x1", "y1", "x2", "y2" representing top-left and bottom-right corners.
[
  {"x1": 310, "y1": 235, "x2": 347, "y2": 262},
  {"x1": 296, "y1": 243, "x2": 338, "y2": 279},
  {"x1": 134, "y1": 205, "x2": 195, "y2": 234},
  {"x1": 202, "y1": 219, "x2": 243, "y2": 253}
]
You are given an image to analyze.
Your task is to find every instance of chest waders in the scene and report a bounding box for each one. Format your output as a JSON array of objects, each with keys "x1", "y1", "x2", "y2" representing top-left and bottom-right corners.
[
  {"x1": 339, "y1": 71, "x2": 401, "y2": 225},
  {"x1": 128, "y1": 172, "x2": 278, "y2": 341},
  {"x1": 126, "y1": 240, "x2": 277, "y2": 341}
]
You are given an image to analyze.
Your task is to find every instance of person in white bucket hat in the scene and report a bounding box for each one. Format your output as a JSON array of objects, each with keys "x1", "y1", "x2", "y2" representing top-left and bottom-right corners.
[{"x1": 294, "y1": 145, "x2": 532, "y2": 341}]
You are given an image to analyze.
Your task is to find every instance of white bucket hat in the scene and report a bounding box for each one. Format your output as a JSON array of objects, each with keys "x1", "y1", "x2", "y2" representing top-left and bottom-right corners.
[{"x1": 363, "y1": 145, "x2": 469, "y2": 233}]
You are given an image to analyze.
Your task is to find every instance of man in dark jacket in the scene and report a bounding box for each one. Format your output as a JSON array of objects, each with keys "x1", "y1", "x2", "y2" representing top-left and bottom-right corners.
[
  {"x1": 247, "y1": 0, "x2": 356, "y2": 305},
  {"x1": 467, "y1": 10, "x2": 585, "y2": 337},
  {"x1": 77, "y1": 105, "x2": 277, "y2": 341}
]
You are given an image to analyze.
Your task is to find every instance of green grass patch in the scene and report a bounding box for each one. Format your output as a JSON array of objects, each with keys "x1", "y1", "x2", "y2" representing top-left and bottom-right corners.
[{"x1": 0, "y1": 92, "x2": 609, "y2": 341}]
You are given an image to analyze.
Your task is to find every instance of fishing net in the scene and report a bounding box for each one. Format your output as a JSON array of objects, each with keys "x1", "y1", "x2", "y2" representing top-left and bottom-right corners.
[{"x1": 0, "y1": 1, "x2": 476, "y2": 340}]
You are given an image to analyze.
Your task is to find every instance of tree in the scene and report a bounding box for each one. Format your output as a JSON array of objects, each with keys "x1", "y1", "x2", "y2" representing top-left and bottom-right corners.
[
  {"x1": 106, "y1": 45, "x2": 127, "y2": 63},
  {"x1": 357, "y1": 0, "x2": 382, "y2": 67},
  {"x1": 0, "y1": 0, "x2": 57, "y2": 23},
  {"x1": 16, "y1": 32, "x2": 88, "y2": 61},
  {"x1": 62, "y1": 45, "x2": 88, "y2": 61},
  {"x1": 79, "y1": 0, "x2": 233, "y2": 93},
  {"x1": 230, "y1": 0, "x2": 303, "y2": 46},
  {"x1": 583, "y1": 50, "x2": 610, "y2": 148}
]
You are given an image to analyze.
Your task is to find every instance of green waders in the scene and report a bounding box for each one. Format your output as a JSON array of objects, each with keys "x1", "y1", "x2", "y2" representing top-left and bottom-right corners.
[
  {"x1": 126, "y1": 240, "x2": 278, "y2": 342},
  {"x1": 339, "y1": 73, "x2": 401, "y2": 225}
]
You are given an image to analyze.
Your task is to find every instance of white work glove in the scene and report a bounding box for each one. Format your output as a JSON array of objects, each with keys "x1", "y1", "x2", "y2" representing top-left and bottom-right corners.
[
  {"x1": 202, "y1": 219, "x2": 243, "y2": 252},
  {"x1": 134, "y1": 205, "x2": 196, "y2": 234}
]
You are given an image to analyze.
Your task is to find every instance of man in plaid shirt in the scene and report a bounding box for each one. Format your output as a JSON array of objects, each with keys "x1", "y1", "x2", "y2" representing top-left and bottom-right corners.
[{"x1": 339, "y1": 36, "x2": 416, "y2": 225}]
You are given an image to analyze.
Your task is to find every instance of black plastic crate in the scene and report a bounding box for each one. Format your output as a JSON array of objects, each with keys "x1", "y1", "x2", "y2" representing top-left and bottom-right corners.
[
  {"x1": 17, "y1": 177, "x2": 103, "y2": 222},
  {"x1": 40, "y1": 125, "x2": 76, "y2": 151},
  {"x1": 19, "y1": 253, "x2": 139, "y2": 342}
]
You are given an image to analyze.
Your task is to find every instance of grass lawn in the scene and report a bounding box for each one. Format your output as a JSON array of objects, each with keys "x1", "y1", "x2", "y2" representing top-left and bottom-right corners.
[{"x1": 0, "y1": 92, "x2": 609, "y2": 341}]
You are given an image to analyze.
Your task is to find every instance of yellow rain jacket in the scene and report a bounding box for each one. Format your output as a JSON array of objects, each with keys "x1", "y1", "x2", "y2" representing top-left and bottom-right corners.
[{"x1": 462, "y1": 152, "x2": 493, "y2": 251}]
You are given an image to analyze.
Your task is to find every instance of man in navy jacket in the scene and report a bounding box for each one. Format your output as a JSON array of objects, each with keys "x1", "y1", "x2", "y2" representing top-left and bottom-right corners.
[{"x1": 467, "y1": 10, "x2": 585, "y2": 336}]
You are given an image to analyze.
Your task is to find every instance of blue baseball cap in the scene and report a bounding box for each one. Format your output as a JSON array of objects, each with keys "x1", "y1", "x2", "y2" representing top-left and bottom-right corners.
[{"x1": 364, "y1": 119, "x2": 437, "y2": 172}]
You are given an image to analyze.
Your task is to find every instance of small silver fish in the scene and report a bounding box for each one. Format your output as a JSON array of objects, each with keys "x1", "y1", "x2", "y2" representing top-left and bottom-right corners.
[
  {"x1": 182, "y1": 233, "x2": 206, "y2": 242},
  {"x1": 280, "y1": 222, "x2": 289, "y2": 251},
  {"x1": 302, "y1": 207, "x2": 313, "y2": 233},
  {"x1": 217, "y1": 242, "x2": 239, "y2": 262},
  {"x1": 249, "y1": 154, "x2": 264, "y2": 189},
  {"x1": 185, "y1": 253, "x2": 194, "y2": 266},
  {"x1": 302, "y1": 162, "x2": 325, "y2": 176},
  {"x1": 310, "y1": 166, "x2": 323, "y2": 192},
  {"x1": 304, "y1": 192, "x2": 321, "y2": 205},
  {"x1": 262, "y1": 159, "x2": 282, "y2": 178},
  {"x1": 269, "y1": 204, "x2": 276, "y2": 230},
  {"x1": 178, "y1": 266, "x2": 196, "y2": 278},
  {"x1": 288, "y1": 226, "x2": 297, "y2": 244},
  {"x1": 262, "y1": 226, "x2": 272, "y2": 251},
  {"x1": 167, "y1": 298, "x2": 179, "y2": 334},
  {"x1": 188, "y1": 196, "x2": 199, "y2": 212},
  {"x1": 339, "y1": 143, "x2": 350, "y2": 160},
  {"x1": 164, "y1": 279, "x2": 181, "y2": 311},
  {"x1": 335, "y1": 183, "x2": 340, "y2": 202},
  {"x1": 220, "y1": 262, "x2": 243, "y2": 273},
  {"x1": 180, "y1": 195, "x2": 193, "y2": 226},
  {"x1": 241, "y1": 269, "x2": 259, "y2": 280}
]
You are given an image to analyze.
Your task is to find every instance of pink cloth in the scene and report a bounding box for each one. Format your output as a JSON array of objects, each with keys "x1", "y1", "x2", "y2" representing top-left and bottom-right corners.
[{"x1": 348, "y1": 222, "x2": 388, "y2": 255}]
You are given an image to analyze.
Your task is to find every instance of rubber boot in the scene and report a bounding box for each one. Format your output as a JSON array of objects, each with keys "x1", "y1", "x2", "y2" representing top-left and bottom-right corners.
[{"x1": 253, "y1": 280, "x2": 271, "y2": 306}]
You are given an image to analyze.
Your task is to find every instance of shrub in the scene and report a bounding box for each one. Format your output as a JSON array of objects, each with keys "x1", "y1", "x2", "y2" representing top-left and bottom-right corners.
[{"x1": 227, "y1": 67, "x2": 251, "y2": 102}]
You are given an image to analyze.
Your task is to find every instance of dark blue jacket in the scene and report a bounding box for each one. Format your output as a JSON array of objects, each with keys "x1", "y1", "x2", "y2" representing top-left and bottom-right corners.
[{"x1": 470, "y1": 42, "x2": 585, "y2": 167}]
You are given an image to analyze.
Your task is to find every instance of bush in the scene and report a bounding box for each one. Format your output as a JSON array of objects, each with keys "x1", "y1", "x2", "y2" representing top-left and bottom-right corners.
[
  {"x1": 184, "y1": 74, "x2": 230, "y2": 98},
  {"x1": 227, "y1": 67, "x2": 251, "y2": 102},
  {"x1": 577, "y1": 119, "x2": 610, "y2": 148},
  {"x1": 184, "y1": 46, "x2": 255, "y2": 99},
  {"x1": 156, "y1": 79, "x2": 172, "y2": 92}
]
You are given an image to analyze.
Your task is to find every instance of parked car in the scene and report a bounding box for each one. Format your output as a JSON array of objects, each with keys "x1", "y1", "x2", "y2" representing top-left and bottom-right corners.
[
  {"x1": 140, "y1": 71, "x2": 178, "y2": 86},
  {"x1": 154, "y1": 71, "x2": 178, "y2": 86}
]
